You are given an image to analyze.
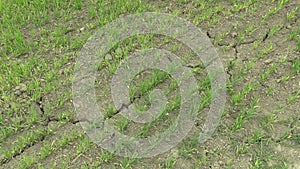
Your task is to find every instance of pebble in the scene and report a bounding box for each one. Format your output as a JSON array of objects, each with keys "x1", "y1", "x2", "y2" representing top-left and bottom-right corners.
[
  {"x1": 264, "y1": 59, "x2": 273, "y2": 64},
  {"x1": 14, "y1": 90, "x2": 21, "y2": 96},
  {"x1": 14, "y1": 83, "x2": 26, "y2": 95},
  {"x1": 105, "y1": 53, "x2": 112, "y2": 60},
  {"x1": 15, "y1": 83, "x2": 26, "y2": 91},
  {"x1": 47, "y1": 121, "x2": 59, "y2": 131},
  {"x1": 231, "y1": 32, "x2": 238, "y2": 38},
  {"x1": 170, "y1": 148, "x2": 179, "y2": 158}
]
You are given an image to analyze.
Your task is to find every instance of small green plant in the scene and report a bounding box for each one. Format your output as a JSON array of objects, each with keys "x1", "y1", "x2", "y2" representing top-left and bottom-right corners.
[
  {"x1": 237, "y1": 33, "x2": 245, "y2": 45},
  {"x1": 261, "y1": 114, "x2": 276, "y2": 129},
  {"x1": 287, "y1": 6, "x2": 299, "y2": 21},
  {"x1": 19, "y1": 156, "x2": 36, "y2": 169},
  {"x1": 227, "y1": 58, "x2": 238, "y2": 70},
  {"x1": 0, "y1": 126, "x2": 15, "y2": 140},
  {"x1": 288, "y1": 90, "x2": 300, "y2": 104},
  {"x1": 262, "y1": 0, "x2": 289, "y2": 21},
  {"x1": 279, "y1": 75, "x2": 290, "y2": 83},
  {"x1": 76, "y1": 136, "x2": 92, "y2": 154},
  {"x1": 178, "y1": 135, "x2": 199, "y2": 158},
  {"x1": 105, "y1": 104, "x2": 117, "y2": 119},
  {"x1": 119, "y1": 157, "x2": 139, "y2": 169},
  {"x1": 231, "y1": 82, "x2": 257, "y2": 105},
  {"x1": 136, "y1": 121, "x2": 152, "y2": 138},
  {"x1": 259, "y1": 63, "x2": 277, "y2": 81},
  {"x1": 115, "y1": 116, "x2": 129, "y2": 133},
  {"x1": 100, "y1": 151, "x2": 114, "y2": 164},
  {"x1": 75, "y1": 0, "x2": 82, "y2": 10},
  {"x1": 253, "y1": 40, "x2": 262, "y2": 49},
  {"x1": 236, "y1": 143, "x2": 248, "y2": 155},
  {"x1": 291, "y1": 59, "x2": 300, "y2": 75},
  {"x1": 213, "y1": 32, "x2": 228, "y2": 45},
  {"x1": 265, "y1": 86, "x2": 275, "y2": 96},
  {"x1": 231, "y1": 97, "x2": 259, "y2": 131},
  {"x1": 245, "y1": 24, "x2": 257, "y2": 35},
  {"x1": 40, "y1": 144, "x2": 53, "y2": 159},
  {"x1": 258, "y1": 42, "x2": 273, "y2": 58},
  {"x1": 165, "y1": 156, "x2": 177, "y2": 169},
  {"x1": 289, "y1": 27, "x2": 300, "y2": 51},
  {"x1": 58, "y1": 112, "x2": 70, "y2": 122},
  {"x1": 269, "y1": 25, "x2": 282, "y2": 38}
]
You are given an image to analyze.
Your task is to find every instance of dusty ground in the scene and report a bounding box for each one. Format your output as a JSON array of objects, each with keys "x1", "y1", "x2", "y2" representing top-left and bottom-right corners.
[{"x1": 0, "y1": 0, "x2": 299, "y2": 169}]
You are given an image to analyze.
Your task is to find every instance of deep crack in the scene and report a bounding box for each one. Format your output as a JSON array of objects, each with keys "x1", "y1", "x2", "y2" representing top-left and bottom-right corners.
[
  {"x1": 262, "y1": 28, "x2": 270, "y2": 42},
  {"x1": 37, "y1": 96, "x2": 45, "y2": 115}
]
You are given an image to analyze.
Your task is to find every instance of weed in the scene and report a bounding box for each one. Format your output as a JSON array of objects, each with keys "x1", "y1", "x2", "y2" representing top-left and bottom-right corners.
[
  {"x1": 288, "y1": 90, "x2": 300, "y2": 104},
  {"x1": 40, "y1": 144, "x2": 52, "y2": 160},
  {"x1": 269, "y1": 25, "x2": 283, "y2": 38},
  {"x1": 119, "y1": 157, "x2": 139, "y2": 169},
  {"x1": 231, "y1": 82, "x2": 257, "y2": 105},
  {"x1": 291, "y1": 59, "x2": 300, "y2": 75},
  {"x1": 262, "y1": 0, "x2": 290, "y2": 21},
  {"x1": 258, "y1": 42, "x2": 273, "y2": 58},
  {"x1": 115, "y1": 116, "x2": 129, "y2": 133},
  {"x1": 213, "y1": 33, "x2": 228, "y2": 45},
  {"x1": 231, "y1": 97, "x2": 259, "y2": 131},
  {"x1": 245, "y1": 24, "x2": 257, "y2": 35},
  {"x1": 100, "y1": 151, "x2": 114, "y2": 164},
  {"x1": 76, "y1": 136, "x2": 92, "y2": 154},
  {"x1": 265, "y1": 86, "x2": 275, "y2": 96},
  {"x1": 178, "y1": 134, "x2": 199, "y2": 158},
  {"x1": 105, "y1": 104, "x2": 117, "y2": 119},
  {"x1": 19, "y1": 156, "x2": 36, "y2": 169},
  {"x1": 289, "y1": 27, "x2": 300, "y2": 51},
  {"x1": 287, "y1": 5, "x2": 299, "y2": 21},
  {"x1": 165, "y1": 156, "x2": 177, "y2": 169},
  {"x1": 259, "y1": 63, "x2": 278, "y2": 82}
]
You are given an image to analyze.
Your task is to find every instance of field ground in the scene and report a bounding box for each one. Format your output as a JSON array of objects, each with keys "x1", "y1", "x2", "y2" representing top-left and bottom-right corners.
[{"x1": 0, "y1": 0, "x2": 299, "y2": 168}]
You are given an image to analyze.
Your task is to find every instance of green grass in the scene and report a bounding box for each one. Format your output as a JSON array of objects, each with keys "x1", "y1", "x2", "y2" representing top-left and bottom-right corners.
[
  {"x1": 231, "y1": 97, "x2": 259, "y2": 132},
  {"x1": 289, "y1": 26, "x2": 300, "y2": 51},
  {"x1": 165, "y1": 156, "x2": 177, "y2": 169}
]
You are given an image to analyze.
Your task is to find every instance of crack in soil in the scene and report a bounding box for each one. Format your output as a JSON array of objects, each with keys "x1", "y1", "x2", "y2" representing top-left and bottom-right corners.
[
  {"x1": 262, "y1": 28, "x2": 270, "y2": 42},
  {"x1": 37, "y1": 96, "x2": 45, "y2": 115},
  {"x1": 0, "y1": 130, "x2": 47, "y2": 165}
]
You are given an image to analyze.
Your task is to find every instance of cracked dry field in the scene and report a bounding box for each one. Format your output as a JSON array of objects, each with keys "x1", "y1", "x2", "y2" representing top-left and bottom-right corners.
[{"x1": 0, "y1": 0, "x2": 299, "y2": 169}]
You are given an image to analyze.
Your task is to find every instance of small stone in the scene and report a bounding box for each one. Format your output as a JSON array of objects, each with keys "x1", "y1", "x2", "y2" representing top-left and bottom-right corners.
[
  {"x1": 264, "y1": 59, "x2": 273, "y2": 64},
  {"x1": 59, "y1": 69, "x2": 65, "y2": 75},
  {"x1": 275, "y1": 144, "x2": 282, "y2": 152},
  {"x1": 231, "y1": 32, "x2": 238, "y2": 38},
  {"x1": 20, "y1": 83, "x2": 26, "y2": 91},
  {"x1": 20, "y1": 99, "x2": 27, "y2": 103},
  {"x1": 105, "y1": 54, "x2": 112, "y2": 60},
  {"x1": 79, "y1": 27, "x2": 85, "y2": 32},
  {"x1": 286, "y1": 25, "x2": 291, "y2": 29},
  {"x1": 47, "y1": 121, "x2": 59, "y2": 131},
  {"x1": 15, "y1": 86, "x2": 21, "y2": 90},
  {"x1": 170, "y1": 148, "x2": 179, "y2": 158},
  {"x1": 15, "y1": 83, "x2": 26, "y2": 92},
  {"x1": 14, "y1": 90, "x2": 22, "y2": 96}
]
